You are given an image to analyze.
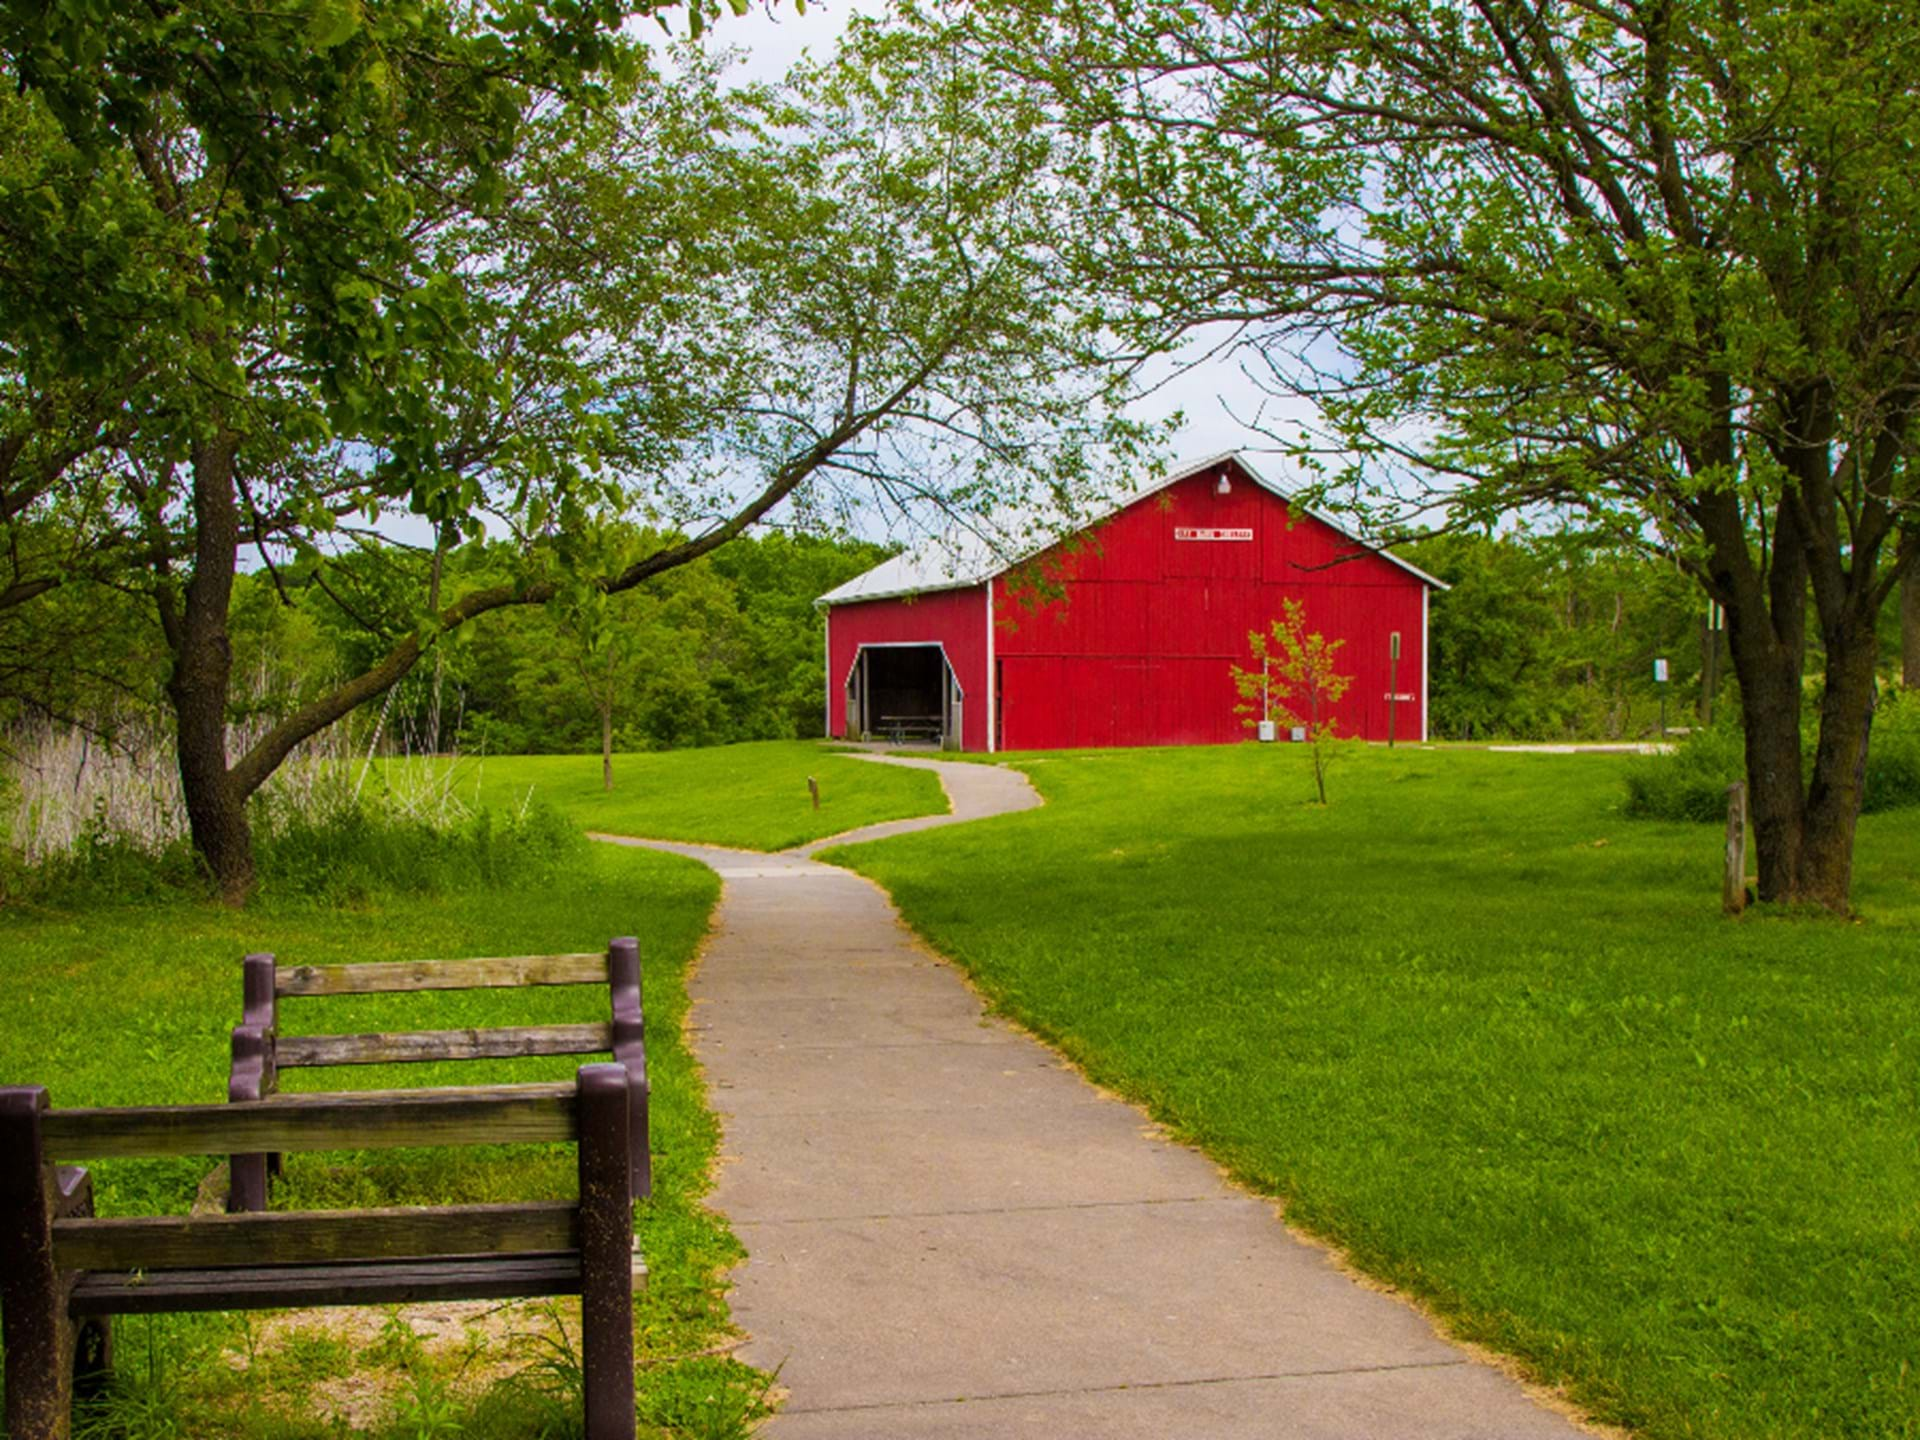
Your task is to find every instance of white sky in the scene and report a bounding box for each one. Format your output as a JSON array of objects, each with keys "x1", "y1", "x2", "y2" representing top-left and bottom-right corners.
[{"x1": 697, "y1": 0, "x2": 1298, "y2": 465}]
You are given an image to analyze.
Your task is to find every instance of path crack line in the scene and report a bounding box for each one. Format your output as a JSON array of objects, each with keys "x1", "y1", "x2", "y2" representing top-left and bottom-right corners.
[
  {"x1": 735, "y1": 1195, "x2": 1237, "y2": 1226},
  {"x1": 779, "y1": 1359, "x2": 1474, "y2": 1415}
]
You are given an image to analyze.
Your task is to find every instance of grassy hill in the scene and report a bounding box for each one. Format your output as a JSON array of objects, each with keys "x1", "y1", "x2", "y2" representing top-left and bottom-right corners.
[
  {"x1": 372, "y1": 740, "x2": 947, "y2": 852},
  {"x1": 825, "y1": 743, "x2": 1919, "y2": 1440}
]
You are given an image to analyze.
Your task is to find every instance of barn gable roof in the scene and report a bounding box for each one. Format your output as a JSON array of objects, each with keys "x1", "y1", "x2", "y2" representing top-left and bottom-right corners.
[{"x1": 816, "y1": 451, "x2": 1446, "y2": 607}]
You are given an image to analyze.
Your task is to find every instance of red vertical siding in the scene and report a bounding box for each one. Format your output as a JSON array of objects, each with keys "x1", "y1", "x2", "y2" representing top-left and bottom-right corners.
[
  {"x1": 821, "y1": 458, "x2": 1433, "y2": 752},
  {"x1": 825, "y1": 585, "x2": 990, "y2": 752},
  {"x1": 993, "y1": 461, "x2": 1429, "y2": 749}
]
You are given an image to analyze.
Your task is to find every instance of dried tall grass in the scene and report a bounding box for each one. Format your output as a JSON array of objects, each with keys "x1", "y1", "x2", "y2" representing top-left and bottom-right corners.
[
  {"x1": 3, "y1": 678, "x2": 483, "y2": 865},
  {"x1": 2, "y1": 716, "x2": 351, "y2": 864}
]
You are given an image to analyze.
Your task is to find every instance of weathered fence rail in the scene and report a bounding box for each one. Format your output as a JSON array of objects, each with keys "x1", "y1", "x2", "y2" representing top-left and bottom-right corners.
[
  {"x1": 228, "y1": 937, "x2": 648, "y2": 1210},
  {"x1": 1, "y1": 1065, "x2": 641, "y2": 1440}
]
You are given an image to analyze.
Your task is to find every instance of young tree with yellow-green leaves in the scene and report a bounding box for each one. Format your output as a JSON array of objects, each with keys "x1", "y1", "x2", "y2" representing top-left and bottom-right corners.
[{"x1": 1232, "y1": 600, "x2": 1354, "y2": 806}]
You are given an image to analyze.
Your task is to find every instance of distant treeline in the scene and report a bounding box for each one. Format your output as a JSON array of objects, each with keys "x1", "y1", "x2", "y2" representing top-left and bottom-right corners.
[
  {"x1": 1398, "y1": 529, "x2": 1911, "y2": 743},
  {"x1": 436, "y1": 533, "x2": 889, "y2": 755},
  {"x1": 3, "y1": 525, "x2": 1905, "y2": 756},
  {"x1": 0, "y1": 529, "x2": 888, "y2": 757}
]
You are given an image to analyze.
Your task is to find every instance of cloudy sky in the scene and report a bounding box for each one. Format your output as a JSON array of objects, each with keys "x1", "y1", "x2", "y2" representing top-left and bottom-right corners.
[
  {"x1": 379, "y1": 2, "x2": 1324, "y2": 556},
  {"x1": 698, "y1": 0, "x2": 1303, "y2": 466}
]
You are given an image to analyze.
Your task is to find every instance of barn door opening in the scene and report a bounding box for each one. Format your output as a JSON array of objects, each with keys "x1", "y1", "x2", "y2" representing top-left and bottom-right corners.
[
  {"x1": 856, "y1": 645, "x2": 960, "y2": 746},
  {"x1": 845, "y1": 655, "x2": 866, "y2": 739}
]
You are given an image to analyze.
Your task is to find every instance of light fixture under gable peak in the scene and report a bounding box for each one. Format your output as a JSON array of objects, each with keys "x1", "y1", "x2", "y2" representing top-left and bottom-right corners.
[{"x1": 1215, "y1": 470, "x2": 1232, "y2": 496}]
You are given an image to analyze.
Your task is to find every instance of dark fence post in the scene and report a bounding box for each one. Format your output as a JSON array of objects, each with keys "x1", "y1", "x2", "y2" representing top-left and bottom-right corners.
[
  {"x1": 240, "y1": 951, "x2": 277, "y2": 1030},
  {"x1": 55, "y1": 1167, "x2": 113, "y2": 1394},
  {"x1": 227, "y1": 1024, "x2": 275, "y2": 1212},
  {"x1": 1, "y1": 1085, "x2": 74, "y2": 1440},
  {"x1": 239, "y1": 953, "x2": 282, "y2": 1181},
  {"x1": 607, "y1": 936, "x2": 651, "y2": 1199},
  {"x1": 576, "y1": 1063, "x2": 636, "y2": 1440}
]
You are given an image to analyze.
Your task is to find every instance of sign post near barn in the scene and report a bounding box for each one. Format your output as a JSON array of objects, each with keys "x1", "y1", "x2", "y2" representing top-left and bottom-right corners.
[
  {"x1": 1654, "y1": 657, "x2": 1670, "y2": 739},
  {"x1": 1701, "y1": 601, "x2": 1725, "y2": 725},
  {"x1": 1387, "y1": 632, "x2": 1402, "y2": 748},
  {"x1": 1724, "y1": 781, "x2": 1749, "y2": 914}
]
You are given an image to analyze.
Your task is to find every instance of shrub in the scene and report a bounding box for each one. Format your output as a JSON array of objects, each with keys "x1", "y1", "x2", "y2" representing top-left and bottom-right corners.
[
  {"x1": 1623, "y1": 723, "x2": 1747, "y2": 821},
  {"x1": 1864, "y1": 689, "x2": 1920, "y2": 812},
  {"x1": 6, "y1": 807, "x2": 204, "y2": 903},
  {"x1": 254, "y1": 799, "x2": 586, "y2": 905},
  {"x1": 3, "y1": 796, "x2": 586, "y2": 908},
  {"x1": 1624, "y1": 690, "x2": 1920, "y2": 821}
]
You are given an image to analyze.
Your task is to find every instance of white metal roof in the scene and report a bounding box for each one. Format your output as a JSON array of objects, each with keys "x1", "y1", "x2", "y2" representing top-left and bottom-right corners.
[{"x1": 815, "y1": 450, "x2": 1447, "y2": 607}]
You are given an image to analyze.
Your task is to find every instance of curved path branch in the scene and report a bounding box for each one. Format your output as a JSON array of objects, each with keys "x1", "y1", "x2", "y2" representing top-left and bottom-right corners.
[{"x1": 597, "y1": 758, "x2": 1596, "y2": 1439}]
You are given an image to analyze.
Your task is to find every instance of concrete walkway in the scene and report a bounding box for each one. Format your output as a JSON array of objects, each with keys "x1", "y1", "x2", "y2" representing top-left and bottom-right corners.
[
  {"x1": 1487, "y1": 742, "x2": 1672, "y2": 756},
  {"x1": 786, "y1": 753, "x2": 1043, "y2": 856},
  {"x1": 602, "y1": 760, "x2": 1593, "y2": 1439}
]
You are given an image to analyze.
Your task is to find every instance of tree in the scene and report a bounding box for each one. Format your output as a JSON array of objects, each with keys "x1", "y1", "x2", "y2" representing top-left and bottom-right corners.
[
  {"x1": 1905, "y1": 572, "x2": 1920, "y2": 691},
  {"x1": 1231, "y1": 600, "x2": 1353, "y2": 805},
  {"x1": 1400, "y1": 532, "x2": 1570, "y2": 739},
  {"x1": 428, "y1": 530, "x2": 884, "y2": 755},
  {"x1": 555, "y1": 602, "x2": 649, "y2": 793},
  {"x1": 0, "y1": 540, "x2": 166, "y2": 734},
  {"x1": 0, "y1": 9, "x2": 1151, "y2": 900},
  {"x1": 505, "y1": 534, "x2": 746, "y2": 774},
  {"x1": 1400, "y1": 529, "x2": 1706, "y2": 740},
  {"x1": 944, "y1": 0, "x2": 1920, "y2": 909}
]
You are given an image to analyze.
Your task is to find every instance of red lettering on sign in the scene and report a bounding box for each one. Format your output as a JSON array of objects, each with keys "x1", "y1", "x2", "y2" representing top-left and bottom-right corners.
[{"x1": 1173, "y1": 527, "x2": 1254, "y2": 541}]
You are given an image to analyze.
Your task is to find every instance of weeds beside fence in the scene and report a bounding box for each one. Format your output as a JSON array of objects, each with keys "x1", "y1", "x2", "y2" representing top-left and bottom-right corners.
[{"x1": 1, "y1": 717, "x2": 576, "y2": 905}]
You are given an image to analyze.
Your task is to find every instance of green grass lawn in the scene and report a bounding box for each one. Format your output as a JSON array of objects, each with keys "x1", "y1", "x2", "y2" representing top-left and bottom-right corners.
[
  {"x1": 0, "y1": 841, "x2": 767, "y2": 1438},
  {"x1": 824, "y1": 744, "x2": 1920, "y2": 1440},
  {"x1": 380, "y1": 740, "x2": 946, "y2": 851}
]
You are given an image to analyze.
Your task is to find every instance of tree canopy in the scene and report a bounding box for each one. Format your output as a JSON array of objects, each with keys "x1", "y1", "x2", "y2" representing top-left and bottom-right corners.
[
  {"x1": 0, "y1": 1, "x2": 1155, "y2": 898},
  {"x1": 932, "y1": 0, "x2": 1920, "y2": 907}
]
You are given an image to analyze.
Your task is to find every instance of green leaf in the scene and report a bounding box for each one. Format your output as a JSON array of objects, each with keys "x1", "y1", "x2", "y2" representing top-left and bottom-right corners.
[{"x1": 307, "y1": 0, "x2": 365, "y2": 50}]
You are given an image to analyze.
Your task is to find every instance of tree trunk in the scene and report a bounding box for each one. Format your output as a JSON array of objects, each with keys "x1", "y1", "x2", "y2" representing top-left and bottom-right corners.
[
  {"x1": 1723, "y1": 586, "x2": 1883, "y2": 913},
  {"x1": 1903, "y1": 565, "x2": 1920, "y2": 690},
  {"x1": 427, "y1": 543, "x2": 446, "y2": 753},
  {"x1": 601, "y1": 703, "x2": 614, "y2": 792},
  {"x1": 1697, "y1": 475, "x2": 1817, "y2": 907},
  {"x1": 1699, "y1": 615, "x2": 1718, "y2": 725},
  {"x1": 166, "y1": 431, "x2": 254, "y2": 905},
  {"x1": 179, "y1": 762, "x2": 256, "y2": 905},
  {"x1": 1721, "y1": 591, "x2": 1807, "y2": 905},
  {"x1": 1797, "y1": 619, "x2": 1880, "y2": 909},
  {"x1": 1736, "y1": 663, "x2": 1806, "y2": 903}
]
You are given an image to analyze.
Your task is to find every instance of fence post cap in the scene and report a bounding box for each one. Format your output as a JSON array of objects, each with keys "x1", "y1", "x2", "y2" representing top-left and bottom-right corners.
[
  {"x1": 577, "y1": 1062, "x2": 628, "y2": 1092},
  {"x1": 0, "y1": 1084, "x2": 49, "y2": 1115}
]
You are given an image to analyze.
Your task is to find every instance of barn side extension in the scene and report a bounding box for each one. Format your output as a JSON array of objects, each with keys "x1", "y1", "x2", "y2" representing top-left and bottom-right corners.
[
  {"x1": 819, "y1": 452, "x2": 1445, "y2": 752},
  {"x1": 844, "y1": 645, "x2": 964, "y2": 746}
]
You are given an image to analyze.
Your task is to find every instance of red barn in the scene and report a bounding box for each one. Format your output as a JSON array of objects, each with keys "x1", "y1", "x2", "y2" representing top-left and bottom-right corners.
[{"x1": 818, "y1": 452, "x2": 1444, "y2": 752}]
